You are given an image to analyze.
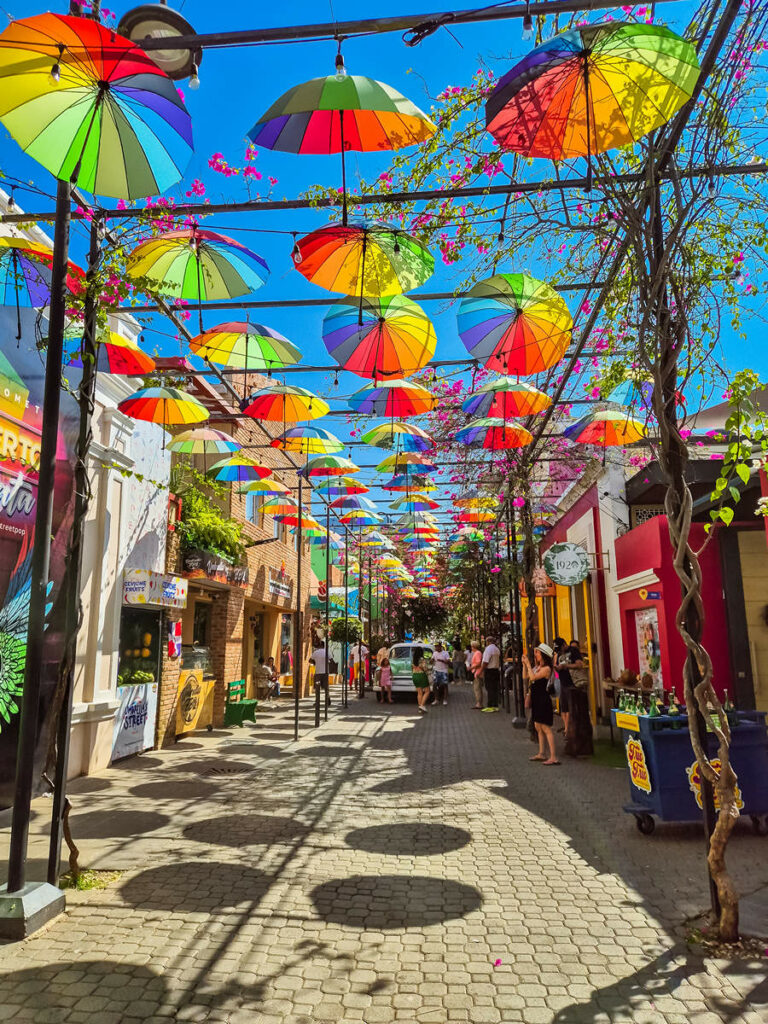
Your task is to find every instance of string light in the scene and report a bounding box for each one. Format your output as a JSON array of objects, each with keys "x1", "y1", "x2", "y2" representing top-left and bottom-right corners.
[
  {"x1": 522, "y1": 3, "x2": 534, "y2": 41},
  {"x1": 189, "y1": 61, "x2": 200, "y2": 90}
]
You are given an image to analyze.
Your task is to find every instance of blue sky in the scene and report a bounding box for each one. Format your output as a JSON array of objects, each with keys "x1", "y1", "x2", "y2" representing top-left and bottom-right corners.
[{"x1": 1, "y1": 0, "x2": 764, "y2": 525}]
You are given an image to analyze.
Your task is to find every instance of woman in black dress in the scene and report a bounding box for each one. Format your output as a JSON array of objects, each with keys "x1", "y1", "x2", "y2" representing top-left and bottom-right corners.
[{"x1": 522, "y1": 643, "x2": 559, "y2": 765}]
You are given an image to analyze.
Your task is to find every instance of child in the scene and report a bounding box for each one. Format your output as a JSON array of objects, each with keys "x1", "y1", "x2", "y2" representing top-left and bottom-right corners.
[{"x1": 379, "y1": 656, "x2": 393, "y2": 704}]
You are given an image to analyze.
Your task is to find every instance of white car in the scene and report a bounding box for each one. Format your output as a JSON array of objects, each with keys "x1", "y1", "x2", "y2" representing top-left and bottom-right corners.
[{"x1": 373, "y1": 642, "x2": 435, "y2": 699}]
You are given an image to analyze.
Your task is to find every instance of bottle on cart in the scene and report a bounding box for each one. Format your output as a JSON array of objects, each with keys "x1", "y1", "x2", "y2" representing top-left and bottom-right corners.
[
  {"x1": 723, "y1": 689, "x2": 737, "y2": 727},
  {"x1": 667, "y1": 688, "x2": 681, "y2": 728},
  {"x1": 617, "y1": 690, "x2": 626, "y2": 711},
  {"x1": 647, "y1": 693, "x2": 660, "y2": 717}
]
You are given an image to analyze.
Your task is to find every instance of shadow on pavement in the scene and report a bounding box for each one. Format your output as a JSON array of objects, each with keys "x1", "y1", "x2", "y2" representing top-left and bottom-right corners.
[
  {"x1": 345, "y1": 822, "x2": 472, "y2": 855},
  {"x1": 182, "y1": 813, "x2": 311, "y2": 847},
  {"x1": 128, "y1": 779, "x2": 218, "y2": 800},
  {"x1": 310, "y1": 874, "x2": 482, "y2": 929},
  {"x1": 120, "y1": 860, "x2": 272, "y2": 911},
  {"x1": 66, "y1": 809, "x2": 170, "y2": 839}
]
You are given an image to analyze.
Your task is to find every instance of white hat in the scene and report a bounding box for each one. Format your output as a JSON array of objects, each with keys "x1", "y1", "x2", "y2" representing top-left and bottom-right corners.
[{"x1": 536, "y1": 642, "x2": 554, "y2": 659}]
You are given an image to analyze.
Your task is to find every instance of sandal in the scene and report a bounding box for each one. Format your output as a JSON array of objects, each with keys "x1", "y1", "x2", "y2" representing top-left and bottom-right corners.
[
  {"x1": 529, "y1": 755, "x2": 546, "y2": 761},
  {"x1": 543, "y1": 759, "x2": 561, "y2": 766}
]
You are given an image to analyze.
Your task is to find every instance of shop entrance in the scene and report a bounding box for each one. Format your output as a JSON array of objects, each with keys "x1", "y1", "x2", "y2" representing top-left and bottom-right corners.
[{"x1": 114, "y1": 607, "x2": 161, "y2": 761}]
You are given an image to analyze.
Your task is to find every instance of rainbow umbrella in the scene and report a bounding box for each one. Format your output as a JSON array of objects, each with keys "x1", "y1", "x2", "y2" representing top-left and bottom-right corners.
[
  {"x1": 291, "y1": 522, "x2": 326, "y2": 539},
  {"x1": 462, "y1": 377, "x2": 552, "y2": 418},
  {"x1": 258, "y1": 497, "x2": 300, "y2": 515},
  {"x1": 167, "y1": 428, "x2": 240, "y2": 455},
  {"x1": 207, "y1": 456, "x2": 272, "y2": 483},
  {"x1": 390, "y1": 494, "x2": 439, "y2": 512},
  {"x1": 405, "y1": 538, "x2": 436, "y2": 552},
  {"x1": 66, "y1": 330, "x2": 155, "y2": 376},
  {"x1": 0, "y1": 237, "x2": 84, "y2": 338},
  {"x1": 381, "y1": 474, "x2": 435, "y2": 492},
  {"x1": 323, "y1": 294, "x2": 436, "y2": 379},
  {"x1": 563, "y1": 410, "x2": 646, "y2": 446},
  {"x1": 458, "y1": 510, "x2": 496, "y2": 524},
  {"x1": 330, "y1": 495, "x2": 377, "y2": 512},
  {"x1": 270, "y1": 426, "x2": 343, "y2": 455},
  {"x1": 457, "y1": 274, "x2": 572, "y2": 375},
  {"x1": 454, "y1": 488, "x2": 499, "y2": 508},
  {"x1": 0, "y1": 12, "x2": 193, "y2": 199},
  {"x1": 359, "y1": 531, "x2": 388, "y2": 548},
  {"x1": 360, "y1": 421, "x2": 435, "y2": 452},
  {"x1": 485, "y1": 22, "x2": 699, "y2": 188},
  {"x1": 350, "y1": 379, "x2": 436, "y2": 418},
  {"x1": 302, "y1": 454, "x2": 360, "y2": 478},
  {"x1": 606, "y1": 379, "x2": 654, "y2": 412},
  {"x1": 340, "y1": 510, "x2": 383, "y2": 526},
  {"x1": 277, "y1": 514, "x2": 321, "y2": 531},
  {"x1": 127, "y1": 228, "x2": 269, "y2": 330},
  {"x1": 314, "y1": 476, "x2": 370, "y2": 497},
  {"x1": 249, "y1": 56, "x2": 435, "y2": 223},
  {"x1": 377, "y1": 452, "x2": 437, "y2": 473},
  {"x1": 242, "y1": 385, "x2": 329, "y2": 422},
  {"x1": 189, "y1": 321, "x2": 301, "y2": 370},
  {"x1": 293, "y1": 222, "x2": 433, "y2": 296},
  {"x1": 118, "y1": 386, "x2": 207, "y2": 425},
  {"x1": 238, "y1": 478, "x2": 292, "y2": 496}
]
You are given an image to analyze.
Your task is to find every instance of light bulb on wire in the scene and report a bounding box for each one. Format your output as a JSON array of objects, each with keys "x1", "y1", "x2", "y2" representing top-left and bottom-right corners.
[
  {"x1": 189, "y1": 62, "x2": 200, "y2": 90},
  {"x1": 50, "y1": 43, "x2": 64, "y2": 85},
  {"x1": 334, "y1": 52, "x2": 347, "y2": 81},
  {"x1": 522, "y1": 5, "x2": 534, "y2": 41}
]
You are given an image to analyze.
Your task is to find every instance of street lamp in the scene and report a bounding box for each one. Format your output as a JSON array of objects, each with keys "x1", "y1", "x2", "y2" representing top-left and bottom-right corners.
[{"x1": 117, "y1": 3, "x2": 202, "y2": 82}]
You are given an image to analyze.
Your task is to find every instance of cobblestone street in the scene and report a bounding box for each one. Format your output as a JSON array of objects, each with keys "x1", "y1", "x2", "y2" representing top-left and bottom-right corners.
[{"x1": 1, "y1": 686, "x2": 766, "y2": 1023}]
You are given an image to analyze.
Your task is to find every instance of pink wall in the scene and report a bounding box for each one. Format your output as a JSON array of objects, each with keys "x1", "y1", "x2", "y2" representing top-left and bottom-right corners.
[{"x1": 614, "y1": 516, "x2": 731, "y2": 699}]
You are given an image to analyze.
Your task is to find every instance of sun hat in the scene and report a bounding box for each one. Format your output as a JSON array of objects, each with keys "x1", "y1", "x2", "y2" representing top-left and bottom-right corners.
[{"x1": 536, "y1": 642, "x2": 554, "y2": 659}]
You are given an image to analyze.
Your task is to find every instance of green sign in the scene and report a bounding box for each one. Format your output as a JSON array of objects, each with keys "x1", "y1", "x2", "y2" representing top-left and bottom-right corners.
[{"x1": 543, "y1": 542, "x2": 590, "y2": 586}]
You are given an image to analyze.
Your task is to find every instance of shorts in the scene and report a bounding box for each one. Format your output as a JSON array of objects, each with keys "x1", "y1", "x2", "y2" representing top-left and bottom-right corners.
[
  {"x1": 412, "y1": 672, "x2": 429, "y2": 688},
  {"x1": 433, "y1": 672, "x2": 448, "y2": 685}
]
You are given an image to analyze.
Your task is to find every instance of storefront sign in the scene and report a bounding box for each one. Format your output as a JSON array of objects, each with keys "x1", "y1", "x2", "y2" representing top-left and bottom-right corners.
[
  {"x1": 635, "y1": 606, "x2": 662, "y2": 689},
  {"x1": 176, "y1": 668, "x2": 215, "y2": 736},
  {"x1": 268, "y1": 567, "x2": 293, "y2": 600},
  {"x1": 112, "y1": 682, "x2": 158, "y2": 761},
  {"x1": 543, "y1": 542, "x2": 590, "y2": 586},
  {"x1": 182, "y1": 547, "x2": 249, "y2": 589},
  {"x1": 615, "y1": 712, "x2": 640, "y2": 732},
  {"x1": 686, "y1": 758, "x2": 744, "y2": 811},
  {"x1": 123, "y1": 569, "x2": 188, "y2": 608},
  {"x1": 638, "y1": 588, "x2": 661, "y2": 600},
  {"x1": 518, "y1": 567, "x2": 556, "y2": 597},
  {"x1": 626, "y1": 737, "x2": 652, "y2": 793}
]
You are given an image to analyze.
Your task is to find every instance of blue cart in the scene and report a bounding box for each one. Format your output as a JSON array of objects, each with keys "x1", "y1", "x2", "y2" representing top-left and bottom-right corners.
[{"x1": 611, "y1": 708, "x2": 768, "y2": 835}]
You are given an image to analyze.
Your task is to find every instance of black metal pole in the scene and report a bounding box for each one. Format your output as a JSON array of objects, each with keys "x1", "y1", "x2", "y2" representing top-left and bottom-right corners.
[
  {"x1": 357, "y1": 526, "x2": 364, "y2": 699},
  {"x1": 324, "y1": 503, "x2": 330, "y2": 723},
  {"x1": 293, "y1": 473, "x2": 303, "y2": 742},
  {"x1": 47, "y1": 213, "x2": 102, "y2": 884},
  {"x1": 366, "y1": 554, "x2": 372, "y2": 690},
  {"x1": 509, "y1": 502, "x2": 526, "y2": 728},
  {"x1": 7, "y1": 180, "x2": 72, "y2": 894},
  {"x1": 343, "y1": 529, "x2": 349, "y2": 708}
]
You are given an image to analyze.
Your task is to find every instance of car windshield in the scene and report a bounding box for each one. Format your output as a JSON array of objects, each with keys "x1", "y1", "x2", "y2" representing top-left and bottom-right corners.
[{"x1": 389, "y1": 645, "x2": 433, "y2": 675}]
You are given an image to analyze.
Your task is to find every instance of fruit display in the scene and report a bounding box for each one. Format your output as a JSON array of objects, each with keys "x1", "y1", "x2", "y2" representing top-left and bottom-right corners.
[{"x1": 118, "y1": 615, "x2": 159, "y2": 688}]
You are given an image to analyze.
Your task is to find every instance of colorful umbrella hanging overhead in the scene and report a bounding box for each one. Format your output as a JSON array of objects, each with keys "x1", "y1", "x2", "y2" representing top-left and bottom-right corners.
[
  {"x1": 270, "y1": 426, "x2": 344, "y2": 455},
  {"x1": 330, "y1": 495, "x2": 377, "y2": 512},
  {"x1": 207, "y1": 456, "x2": 272, "y2": 483},
  {"x1": 118, "y1": 386, "x2": 208, "y2": 425},
  {"x1": 189, "y1": 321, "x2": 301, "y2": 370},
  {"x1": 457, "y1": 273, "x2": 572, "y2": 375},
  {"x1": 323, "y1": 294, "x2": 436, "y2": 379},
  {"x1": 314, "y1": 476, "x2": 370, "y2": 497},
  {"x1": 249, "y1": 54, "x2": 435, "y2": 223},
  {"x1": 381, "y1": 474, "x2": 435, "y2": 492},
  {"x1": 127, "y1": 228, "x2": 269, "y2": 330},
  {"x1": 456, "y1": 417, "x2": 533, "y2": 450},
  {"x1": 360, "y1": 421, "x2": 435, "y2": 452},
  {"x1": 485, "y1": 21, "x2": 699, "y2": 188},
  {"x1": 376, "y1": 452, "x2": 437, "y2": 473},
  {"x1": 258, "y1": 496, "x2": 300, "y2": 515},
  {"x1": 66, "y1": 330, "x2": 155, "y2": 376},
  {"x1": 0, "y1": 12, "x2": 193, "y2": 199},
  {"x1": 563, "y1": 410, "x2": 646, "y2": 446},
  {"x1": 349, "y1": 379, "x2": 436, "y2": 417},
  {"x1": 293, "y1": 222, "x2": 433, "y2": 296},
  {"x1": 0, "y1": 237, "x2": 84, "y2": 338},
  {"x1": 238, "y1": 478, "x2": 292, "y2": 496},
  {"x1": 606, "y1": 379, "x2": 654, "y2": 412},
  {"x1": 167, "y1": 428, "x2": 240, "y2": 456},
  {"x1": 339, "y1": 510, "x2": 383, "y2": 526},
  {"x1": 301, "y1": 454, "x2": 360, "y2": 477},
  {"x1": 390, "y1": 494, "x2": 439, "y2": 512},
  {"x1": 242, "y1": 385, "x2": 329, "y2": 422},
  {"x1": 462, "y1": 377, "x2": 552, "y2": 419}
]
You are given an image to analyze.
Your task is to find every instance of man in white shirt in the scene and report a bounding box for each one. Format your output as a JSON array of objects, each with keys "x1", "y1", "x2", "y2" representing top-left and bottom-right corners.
[
  {"x1": 481, "y1": 635, "x2": 501, "y2": 712},
  {"x1": 432, "y1": 642, "x2": 451, "y2": 705},
  {"x1": 310, "y1": 646, "x2": 330, "y2": 705}
]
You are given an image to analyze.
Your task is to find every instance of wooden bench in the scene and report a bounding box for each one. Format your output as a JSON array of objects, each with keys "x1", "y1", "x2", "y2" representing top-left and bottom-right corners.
[{"x1": 224, "y1": 679, "x2": 258, "y2": 727}]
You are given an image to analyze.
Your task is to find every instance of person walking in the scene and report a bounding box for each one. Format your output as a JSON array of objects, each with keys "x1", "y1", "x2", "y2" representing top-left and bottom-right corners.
[
  {"x1": 310, "y1": 644, "x2": 331, "y2": 707},
  {"x1": 523, "y1": 643, "x2": 559, "y2": 765},
  {"x1": 553, "y1": 637, "x2": 572, "y2": 734},
  {"x1": 470, "y1": 641, "x2": 484, "y2": 709},
  {"x1": 379, "y1": 656, "x2": 393, "y2": 704},
  {"x1": 452, "y1": 644, "x2": 467, "y2": 683},
  {"x1": 412, "y1": 647, "x2": 431, "y2": 713},
  {"x1": 432, "y1": 642, "x2": 451, "y2": 705},
  {"x1": 481, "y1": 635, "x2": 501, "y2": 712}
]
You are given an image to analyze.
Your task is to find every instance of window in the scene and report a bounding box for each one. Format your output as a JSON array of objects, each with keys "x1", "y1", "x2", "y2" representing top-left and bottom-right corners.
[
  {"x1": 246, "y1": 493, "x2": 258, "y2": 524},
  {"x1": 273, "y1": 516, "x2": 280, "y2": 539},
  {"x1": 193, "y1": 602, "x2": 212, "y2": 646}
]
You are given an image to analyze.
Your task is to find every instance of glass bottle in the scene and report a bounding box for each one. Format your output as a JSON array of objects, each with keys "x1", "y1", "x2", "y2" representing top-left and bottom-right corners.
[{"x1": 647, "y1": 693, "x2": 660, "y2": 717}]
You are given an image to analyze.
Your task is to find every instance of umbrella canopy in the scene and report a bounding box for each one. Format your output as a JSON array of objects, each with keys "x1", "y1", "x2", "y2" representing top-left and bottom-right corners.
[
  {"x1": 314, "y1": 476, "x2": 370, "y2": 497},
  {"x1": 66, "y1": 330, "x2": 155, "y2": 375},
  {"x1": 270, "y1": 426, "x2": 343, "y2": 455},
  {"x1": 127, "y1": 229, "x2": 269, "y2": 320},
  {"x1": 485, "y1": 22, "x2": 699, "y2": 186},
  {"x1": 323, "y1": 294, "x2": 436, "y2": 380},
  {"x1": 381, "y1": 474, "x2": 435, "y2": 492},
  {"x1": 339, "y1": 510, "x2": 383, "y2": 526},
  {"x1": 258, "y1": 497, "x2": 300, "y2": 515},
  {"x1": 360, "y1": 421, "x2": 435, "y2": 452},
  {"x1": 0, "y1": 238, "x2": 84, "y2": 337},
  {"x1": 454, "y1": 490, "x2": 499, "y2": 508},
  {"x1": 563, "y1": 410, "x2": 646, "y2": 446},
  {"x1": 293, "y1": 222, "x2": 433, "y2": 296},
  {"x1": 390, "y1": 494, "x2": 439, "y2": 511},
  {"x1": 118, "y1": 386, "x2": 208, "y2": 425},
  {"x1": 457, "y1": 273, "x2": 572, "y2": 375},
  {"x1": 207, "y1": 456, "x2": 272, "y2": 483},
  {"x1": 302, "y1": 454, "x2": 360, "y2": 477},
  {"x1": 462, "y1": 377, "x2": 552, "y2": 418},
  {"x1": 0, "y1": 12, "x2": 193, "y2": 199},
  {"x1": 291, "y1": 522, "x2": 326, "y2": 538},
  {"x1": 330, "y1": 495, "x2": 377, "y2": 511},
  {"x1": 167, "y1": 428, "x2": 240, "y2": 455},
  {"x1": 606, "y1": 379, "x2": 654, "y2": 411},
  {"x1": 277, "y1": 514, "x2": 321, "y2": 530},
  {"x1": 189, "y1": 321, "x2": 301, "y2": 370},
  {"x1": 457, "y1": 510, "x2": 496, "y2": 524},
  {"x1": 350, "y1": 379, "x2": 436, "y2": 417},
  {"x1": 242, "y1": 385, "x2": 329, "y2": 422},
  {"x1": 238, "y1": 478, "x2": 292, "y2": 496},
  {"x1": 376, "y1": 452, "x2": 437, "y2": 473}
]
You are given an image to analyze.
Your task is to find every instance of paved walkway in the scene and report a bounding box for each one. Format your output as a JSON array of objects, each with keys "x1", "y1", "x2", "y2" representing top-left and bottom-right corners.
[{"x1": 0, "y1": 686, "x2": 766, "y2": 1023}]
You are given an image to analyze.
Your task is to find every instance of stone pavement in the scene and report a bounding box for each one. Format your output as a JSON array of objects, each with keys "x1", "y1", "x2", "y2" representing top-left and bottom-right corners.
[{"x1": 0, "y1": 686, "x2": 766, "y2": 1024}]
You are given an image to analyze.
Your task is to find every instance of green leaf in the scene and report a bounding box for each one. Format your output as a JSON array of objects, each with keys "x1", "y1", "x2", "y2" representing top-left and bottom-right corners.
[
  {"x1": 729, "y1": 486, "x2": 741, "y2": 504},
  {"x1": 720, "y1": 506, "x2": 734, "y2": 526},
  {"x1": 736, "y1": 463, "x2": 750, "y2": 485}
]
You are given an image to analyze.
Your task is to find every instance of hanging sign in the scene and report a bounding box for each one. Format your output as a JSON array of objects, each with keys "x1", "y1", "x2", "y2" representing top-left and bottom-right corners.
[
  {"x1": 543, "y1": 542, "x2": 590, "y2": 586},
  {"x1": 625, "y1": 737, "x2": 652, "y2": 794},
  {"x1": 124, "y1": 569, "x2": 188, "y2": 608},
  {"x1": 517, "y1": 566, "x2": 555, "y2": 597},
  {"x1": 268, "y1": 567, "x2": 293, "y2": 600},
  {"x1": 182, "y1": 548, "x2": 248, "y2": 589}
]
